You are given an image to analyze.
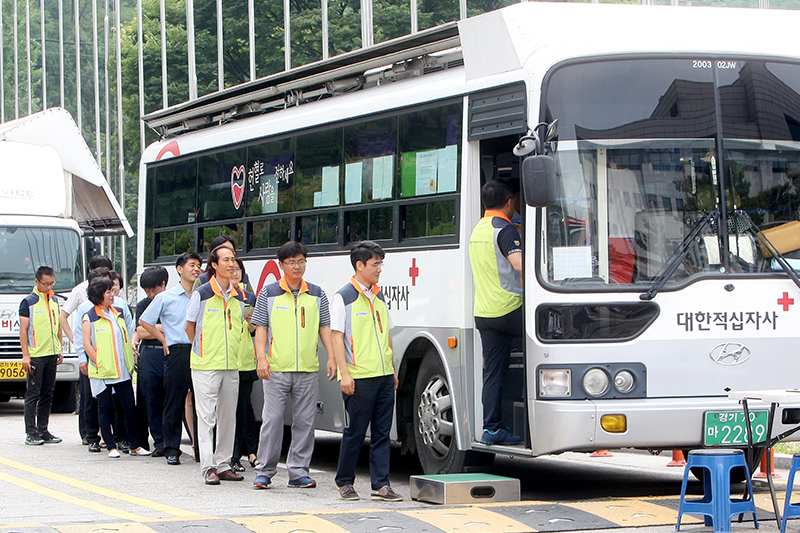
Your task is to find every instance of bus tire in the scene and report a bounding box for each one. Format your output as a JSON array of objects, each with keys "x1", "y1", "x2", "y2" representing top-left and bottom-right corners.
[
  {"x1": 414, "y1": 352, "x2": 466, "y2": 474},
  {"x1": 51, "y1": 382, "x2": 78, "y2": 414}
]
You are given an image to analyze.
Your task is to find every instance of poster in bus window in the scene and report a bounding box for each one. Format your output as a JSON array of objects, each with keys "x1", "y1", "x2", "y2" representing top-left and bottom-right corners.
[
  {"x1": 372, "y1": 156, "x2": 393, "y2": 200},
  {"x1": 416, "y1": 151, "x2": 438, "y2": 195},
  {"x1": 345, "y1": 162, "x2": 362, "y2": 204},
  {"x1": 313, "y1": 166, "x2": 340, "y2": 207}
]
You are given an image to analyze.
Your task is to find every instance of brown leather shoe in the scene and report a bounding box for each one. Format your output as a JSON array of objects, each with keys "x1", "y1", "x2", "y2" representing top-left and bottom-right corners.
[
  {"x1": 218, "y1": 469, "x2": 244, "y2": 481},
  {"x1": 204, "y1": 468, "x2": 220, "y2": 485}
]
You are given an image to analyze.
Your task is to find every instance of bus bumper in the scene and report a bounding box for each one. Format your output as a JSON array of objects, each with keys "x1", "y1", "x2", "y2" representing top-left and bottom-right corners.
[{"x1": 528, "y1": 396, "x2": 800, "y2": 456}]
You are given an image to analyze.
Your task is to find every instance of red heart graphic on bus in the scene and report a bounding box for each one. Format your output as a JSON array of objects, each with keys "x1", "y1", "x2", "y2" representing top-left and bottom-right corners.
[{"x1": 231, "y1": 165, "x2": 245, "y2": 209}]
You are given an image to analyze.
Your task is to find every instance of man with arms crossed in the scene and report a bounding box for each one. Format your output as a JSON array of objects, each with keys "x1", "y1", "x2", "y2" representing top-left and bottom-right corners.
[
  {"x1": 139, "y1": 252, "x2": 202, "y2": 465},
  {"x1": 20, "y1": 266, "x2": 63, "y2": 445},
  {"x1": 469, "y1": 179, "x2": 523, "y2": 446},
  {"x1": 331, "y1": 241, "x2": 402, "y2": 502},
  {"x1": 251, "y1": 241, "x2": 336, "y2": 489},
  {"x1": 185, "y1": 246, "x2": 246, "y2": 485}
]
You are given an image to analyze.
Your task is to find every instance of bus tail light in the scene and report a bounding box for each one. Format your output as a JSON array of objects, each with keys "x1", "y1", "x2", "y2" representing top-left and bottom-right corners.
[
  {"x1": 539, "y1": 368, "x2": 571, "y2": 397},
  {"x1": 601, "y1": 414, "x2": 627, "y2": 433}
]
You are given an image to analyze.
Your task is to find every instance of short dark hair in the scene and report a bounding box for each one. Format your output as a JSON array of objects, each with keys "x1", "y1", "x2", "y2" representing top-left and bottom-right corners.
[
  {"x1": 350, "y1": 241, "x2": 385, "y2": 271},
  {"x1": 87, "y1": 277, "x2": 114, "y2": 305},
  {"x1": 481, "y1": 179, "x2": 515, "y2": 210},
  {"x1": 140, "y1": 266, "x2": 168, "y2": 290},
  {"x1": 108, "y1": 270, "x2": 124, "y2": 290},
  {"x1": 36, "y1": 266, "x2": 55, "y2": 280},
  {"x1": 277, "y1": 241, "x2": 307, "y2": 262},
  {"x1": 208, "y1": 246, "x2": 235, "y2": 274},
  {"x1": 176, "y1": 251, "x2": 202, "y2": 269},
  {"x1": 87, "y1": 267, "x2": 110, "y2": 282},
  {"x1": 88, "y1": 255, "x2": 113, "y2": 271},
  {"x1": 209, "y1": 235, "x2": 236, "y2": 251}
]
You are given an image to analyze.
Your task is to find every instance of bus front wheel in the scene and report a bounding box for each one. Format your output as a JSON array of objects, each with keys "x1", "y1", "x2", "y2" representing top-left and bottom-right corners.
[{"x1": 414, "y1": 352, "x2": 466, "y2": 474}]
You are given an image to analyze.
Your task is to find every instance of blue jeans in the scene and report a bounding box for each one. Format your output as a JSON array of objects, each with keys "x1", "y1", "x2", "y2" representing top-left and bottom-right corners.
[{"x1": 335, "y1": 374, "x2": 395, "y2": 490}]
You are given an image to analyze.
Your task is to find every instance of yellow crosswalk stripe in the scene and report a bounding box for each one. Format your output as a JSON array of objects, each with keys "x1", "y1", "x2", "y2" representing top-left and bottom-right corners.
[
  {"x1": 400, "y1": 506, "x2": 536, "y2": 533},
  {"x1": 561, "y1": 499, "x2": 702, "y2": 527},
  {"x1": 232, "y1": 514, "x2": 353, "y2": 533},
  {"x1": 0, "y1": 470, "x2": 146, "y2": 522},
  {"x1": 0, "y1": 455, "x2": 205, "y2": 519}
]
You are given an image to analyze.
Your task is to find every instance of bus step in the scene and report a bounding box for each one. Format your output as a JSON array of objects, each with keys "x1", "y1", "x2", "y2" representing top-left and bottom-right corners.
[{"x1": 410, "y1": 473, "x2": 520, "y2": 504}]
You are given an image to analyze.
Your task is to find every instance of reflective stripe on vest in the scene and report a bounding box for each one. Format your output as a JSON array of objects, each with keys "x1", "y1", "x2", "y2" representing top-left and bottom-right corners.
[
  {"x1": 469, "y1": 212, "x2": 523, "y2": 318},
  {"x1": 26, "y1": 288, "x2": 60, "y2": 357},
  {"x1": 265, "y1": 277, "x2": 322, "y2": 373},
  {"x1": 338, "y1": 278, "x2": 393, "y2": 380},
  {"x1": 87, "y1": 305, "x2": 134, "y2": 380}
]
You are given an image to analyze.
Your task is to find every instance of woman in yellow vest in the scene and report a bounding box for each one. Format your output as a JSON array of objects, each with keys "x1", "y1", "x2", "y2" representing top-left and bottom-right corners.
[{"x1": 82, "y1": 277, "x2": 151, "y2": 458}]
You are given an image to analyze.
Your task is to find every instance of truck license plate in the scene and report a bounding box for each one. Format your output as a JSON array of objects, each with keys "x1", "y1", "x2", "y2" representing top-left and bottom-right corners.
[
  {"x1": 0, "y1": 361, "x2": 25, "y2": 380},
  {"x1": 704, "y1": 410, "x2": 769, "y2": 446}
]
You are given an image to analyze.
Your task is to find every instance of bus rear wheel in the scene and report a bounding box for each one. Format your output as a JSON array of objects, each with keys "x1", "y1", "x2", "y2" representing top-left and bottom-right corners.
[{"x1": 414, "y1": 353, "x2": 466, "y2": 474}]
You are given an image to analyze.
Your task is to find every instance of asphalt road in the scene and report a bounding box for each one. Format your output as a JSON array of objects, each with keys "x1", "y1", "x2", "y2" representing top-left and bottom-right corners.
[{"x1": 0, "y1": 397, "x2": 794, "y2": 533}]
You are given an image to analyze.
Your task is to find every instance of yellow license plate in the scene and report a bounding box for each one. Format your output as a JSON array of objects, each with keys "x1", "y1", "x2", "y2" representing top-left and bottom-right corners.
[{"x1": 0, "y1": 361, "x2": 25, "y2": 380}]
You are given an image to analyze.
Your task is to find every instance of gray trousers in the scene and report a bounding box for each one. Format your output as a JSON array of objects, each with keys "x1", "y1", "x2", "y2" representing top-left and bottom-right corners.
[
  {"x1": 192, "y1": 369, "x2": 239, "y2": 476},
  {"x1": 255, "y1": 371, "x2": 319, "y2": 481}
]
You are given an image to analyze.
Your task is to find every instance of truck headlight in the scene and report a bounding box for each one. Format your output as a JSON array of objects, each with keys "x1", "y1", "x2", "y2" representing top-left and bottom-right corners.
[
  {"x1": 583, "y1": 368, "x2": 609, "y2": 396},
  {"x1": 539, "y1": 368, "x2": 571, "y2": 397}
]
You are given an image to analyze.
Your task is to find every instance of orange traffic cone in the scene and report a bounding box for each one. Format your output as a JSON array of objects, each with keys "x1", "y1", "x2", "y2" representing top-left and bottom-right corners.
[
  {"x1": 590, "y1": 449, "x2": 613, "y2": 457},
  {"x1": 754, "y1": 449, "x2": 780, "y2": 479},
  {"x1": 667, "y1": 450, "x2": 686, "y2": 467}
]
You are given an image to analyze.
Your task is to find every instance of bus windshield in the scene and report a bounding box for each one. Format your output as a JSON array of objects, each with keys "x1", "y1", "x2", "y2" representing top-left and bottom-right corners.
[
  {"x1": 541, "y1": 58, "x2": 800, "y2": 289},
  {"x1": 0, "y1": 227, "x2": 82, "y2": 293}
]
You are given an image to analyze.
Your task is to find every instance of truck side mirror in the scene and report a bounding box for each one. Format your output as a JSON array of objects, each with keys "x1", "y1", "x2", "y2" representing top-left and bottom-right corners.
[{"x1": 521, "y1": 155, "x2": 556, "y2": 208}]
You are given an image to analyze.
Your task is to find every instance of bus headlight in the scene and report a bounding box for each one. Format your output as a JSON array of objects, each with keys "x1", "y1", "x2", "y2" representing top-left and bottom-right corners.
[
  {"x1": 583, "y1": 368, "x2": 609, "y2": 396},
  {"x1": 614, "y1": 370, "x2": 635, "y2": 393},
  {"x1": 539, "y1": 368, "x2": 571, "y2": 397}
]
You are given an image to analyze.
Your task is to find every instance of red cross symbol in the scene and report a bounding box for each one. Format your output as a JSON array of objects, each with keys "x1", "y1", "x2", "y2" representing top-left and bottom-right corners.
[
  {"x1": 409, "y1": 258, "x2": 419, "y2": 286},
  {"x1": 778, "y1": 292, "x2": 794, "y2": 312}
]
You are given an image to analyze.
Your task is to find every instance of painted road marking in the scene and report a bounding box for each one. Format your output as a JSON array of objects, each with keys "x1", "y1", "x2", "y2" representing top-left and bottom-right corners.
[
  {"x1": 0, "y1": 470, "x2": 147, "y2": 522},
  {"x1": 54, "y1": 522, "x2": 160, "y2": 533},
  {"x1": 232, "y1": 514, "x2": 353, "y2": 533},
  {"x1": 0, "y1": 455, "x2": 206, "y2": 520},
  {"x1": 401, "y1": 506, "x2": 534, "y2": 533},
  {"x1": 562, "y1": 499, "x2": 702, "y2": 527}
]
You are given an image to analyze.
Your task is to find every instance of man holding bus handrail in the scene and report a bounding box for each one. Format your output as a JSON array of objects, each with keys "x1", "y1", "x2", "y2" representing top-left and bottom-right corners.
[
  {"x1": 251, "y1": 241, "x2": 336, "y2": 490},
  {"x1": 331, "y1": 241, "x2": 403, "y2": 502},
  {"x1": 469, "y1": 179, "x2": 524, "y2": 446}
]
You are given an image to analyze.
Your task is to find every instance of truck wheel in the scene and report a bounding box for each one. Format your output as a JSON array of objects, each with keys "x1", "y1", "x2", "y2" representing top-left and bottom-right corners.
[{"x1": 51, "y1": 382, "x2": 78, "y2": 413}]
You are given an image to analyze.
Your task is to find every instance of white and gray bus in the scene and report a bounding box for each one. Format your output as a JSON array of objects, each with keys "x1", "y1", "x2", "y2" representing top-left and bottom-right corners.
[{"x1": 138, "y1": 2, "x2": 800, "y2": 474}]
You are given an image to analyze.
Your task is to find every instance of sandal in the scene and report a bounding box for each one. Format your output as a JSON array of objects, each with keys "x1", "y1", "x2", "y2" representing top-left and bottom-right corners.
[
  {"x1": 248, "y1": 454, "x2": 260, "y2": 468},
  {"x1": 231, "y1": 460, "x2": 246, "y2": 472}
]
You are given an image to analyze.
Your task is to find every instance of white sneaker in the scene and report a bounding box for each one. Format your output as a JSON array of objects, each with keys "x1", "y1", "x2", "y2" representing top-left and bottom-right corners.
[
  {"x1": 108, "y1": 449, "x2": 121, "y2": 458},
  {"x1": 130, "y1": 447, "x2": 152, "y2": 456}
]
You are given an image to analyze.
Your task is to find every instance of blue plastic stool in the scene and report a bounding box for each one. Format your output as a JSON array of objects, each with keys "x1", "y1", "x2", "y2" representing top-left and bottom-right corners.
[
  {"x1": 781, "y1": 453, "x2": 800, "y2": 533},
  {"x1": 676, "y1": 449, "x2": 759, "y2": 533}
]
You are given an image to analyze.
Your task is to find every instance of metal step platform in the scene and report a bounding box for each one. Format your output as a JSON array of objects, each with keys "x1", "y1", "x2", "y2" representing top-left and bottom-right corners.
[{"x1": 410, "y1": 473, "x2": 520, "y2": 504}]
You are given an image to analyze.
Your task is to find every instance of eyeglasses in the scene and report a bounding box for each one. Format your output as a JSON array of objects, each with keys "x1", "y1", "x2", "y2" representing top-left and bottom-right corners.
[
  {"x1": 282, "y1": 259, "x2": 307, "y2": 267},
  {"x1": 368, "y1": 261, "x2": 384, "y2": 268},
  {"x1": 37, "y1": 280, "x2": 55, "y2": 287}
]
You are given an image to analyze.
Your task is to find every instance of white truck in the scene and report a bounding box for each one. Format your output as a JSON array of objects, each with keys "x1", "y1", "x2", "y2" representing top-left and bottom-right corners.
[{"x1": 0, "y1": 108, "x2": 132, "y2": 412}]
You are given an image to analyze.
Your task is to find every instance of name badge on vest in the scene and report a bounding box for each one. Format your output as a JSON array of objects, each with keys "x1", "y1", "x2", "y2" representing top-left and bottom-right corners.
[
  {"x1": 96, "y1": 327, "x2": 107, "y2": 332},
  {"x1": 207, "y1": 308, "x2": 220, "y2": 312},
  {"x1": 275, "y1": 306, "x2": 290, "y2": 310},
  {"x1": 355, "y1": 311, "x2": 369, "y2": 317},
  {"x1": 35, "y1": 310, "x2": 45, "y2": 314}
]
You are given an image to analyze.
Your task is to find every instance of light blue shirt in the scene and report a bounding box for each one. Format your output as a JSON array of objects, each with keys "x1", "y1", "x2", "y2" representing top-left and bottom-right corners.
[
  {"x1": 139, "y1": 283, "x2": 192, "y2": 346},
  {"x1": 76, "y1": 297, "x2": 134, "y2": 364}
]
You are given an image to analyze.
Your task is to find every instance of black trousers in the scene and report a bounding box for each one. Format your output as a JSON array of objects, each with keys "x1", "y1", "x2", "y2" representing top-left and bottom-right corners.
[
  {"x1": 139, "y1": 345, "x2": 166, "y2": 450},
  {"x1": 232, "y1": 370, "x2": 259, "y2": 462},
  {"x1": 79, "y1": 372, "x2": 101, "y2": 443},
  {"x1": 162, "y1": 344, "x2": 192, "y2": 457},
  {"x1": 24, "y1": 354, "x2": 58, "y2": 436},
  {"x1": 475, "y1": 306, "x2": 523, "y2": 432},
  {"x1": 96, "y1": 380, "x2": 141, "y2": 451}
]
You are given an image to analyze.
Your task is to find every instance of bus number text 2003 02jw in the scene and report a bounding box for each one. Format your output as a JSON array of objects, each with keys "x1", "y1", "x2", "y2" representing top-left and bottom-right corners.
[{"x1": 693, "y1": 60, "x2": 738, "y2": 70}]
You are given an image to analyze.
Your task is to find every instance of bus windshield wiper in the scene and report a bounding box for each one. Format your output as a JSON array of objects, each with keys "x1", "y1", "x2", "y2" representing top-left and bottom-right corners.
[
  {"x1": 738, "y1": 211, "x2": 800, "y2": 291},
  {"x1": 640, "y1": 211, "x2": 718, "y2": 301}
]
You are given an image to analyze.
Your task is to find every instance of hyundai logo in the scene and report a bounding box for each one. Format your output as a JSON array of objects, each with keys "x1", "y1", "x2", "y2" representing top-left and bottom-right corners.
[
  {"x1": 0, "y1": 309, "x2": 15, "y2": 320},
  {"x1": 709, "y1": 342, "x2": 751, "y2": 366}
]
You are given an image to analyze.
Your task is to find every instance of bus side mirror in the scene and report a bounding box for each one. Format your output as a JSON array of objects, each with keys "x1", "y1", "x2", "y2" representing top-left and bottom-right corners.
[{"x1": 521, "y1": 155, "x2": 556, "y2": 208}]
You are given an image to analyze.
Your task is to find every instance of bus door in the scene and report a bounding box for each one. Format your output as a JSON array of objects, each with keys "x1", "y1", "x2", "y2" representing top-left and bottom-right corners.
[{"x1": 478, "y1": 135, "x2": 529, "y2": 446}]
